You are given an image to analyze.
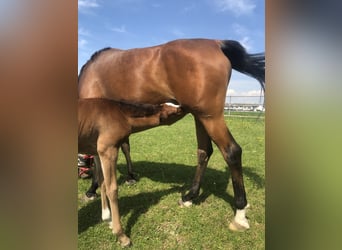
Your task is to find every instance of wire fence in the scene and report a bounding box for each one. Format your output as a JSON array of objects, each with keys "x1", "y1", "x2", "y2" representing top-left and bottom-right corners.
[{"x1": 224, "y1": 95, "x2": 265, "y2": 119}]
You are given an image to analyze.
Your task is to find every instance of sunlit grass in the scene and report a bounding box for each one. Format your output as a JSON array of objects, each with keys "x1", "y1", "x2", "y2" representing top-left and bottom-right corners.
[{"x1": 78, "y1": 114, "x2": 264, "y2": 249}]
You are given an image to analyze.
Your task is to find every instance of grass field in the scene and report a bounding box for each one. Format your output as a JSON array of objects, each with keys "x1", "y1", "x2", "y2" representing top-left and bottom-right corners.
[
  {"x1": 78, "y1": 114, "x2": 265, "y2": 249},
  {"x1": 224, "y1": 110, "x2": 265, "y2": 118}
]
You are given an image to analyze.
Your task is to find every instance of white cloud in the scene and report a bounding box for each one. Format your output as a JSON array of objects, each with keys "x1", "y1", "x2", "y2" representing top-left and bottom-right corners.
[
  {"x1": 226, "y1": 88, "x2": 264, "y2": 105},
  {"x1": 239, "y1": 36, "x2": 253, "y2": 51},
  {"x1": 172, "y1": 28, "x2": 185, "y2": 37},
  {"x1": 111, "y1": 25, "x2": 127, "y2": 33},
  {"x1": 241, "y1": 89, "x2": 264, "y2": 96},
  {"x1": 78, "y1": 0, "x2": 100, "y2": 8},
  {"x1": 78, "y1": 39, "x2": 88, "y2": 49},
  {"x1": 231, "y1": 23, "x2": 253, "y2": 50},
  {"x1": 213, "y1": 0, "x2": 256, "y2": 16},
  {"x1": 227, "y1": 89, "x2": 237, "y2": 95},
  {"x1": 227, "y1": 89, "x2": 262, "y2": 96},
  {"x1": 232, "y1": 23, "x2": 249, "y2": 36},
  {"x1": 78, "y1": 27, "x2": 90, "y2": 36},
  {"x1": 181, "y1": 4, "x2": 196, "y2": 13}
]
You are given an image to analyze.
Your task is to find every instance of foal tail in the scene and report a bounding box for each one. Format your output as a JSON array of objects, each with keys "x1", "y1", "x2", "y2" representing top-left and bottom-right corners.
[{"x1": 220, "y1": 40, "x2": 265, "y2": 91}]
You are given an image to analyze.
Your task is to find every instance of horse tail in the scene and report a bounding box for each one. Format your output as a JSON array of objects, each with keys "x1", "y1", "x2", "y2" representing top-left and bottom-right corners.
[{"x1": 220, "y1": 40, "x2": 265, "y2": 91}]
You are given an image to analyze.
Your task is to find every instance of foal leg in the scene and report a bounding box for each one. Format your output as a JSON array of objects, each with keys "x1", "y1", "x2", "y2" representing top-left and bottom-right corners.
[
  {"x1": 179, "y1": 117, "x2": 213, "y2": 207},
  {"x1": 121, "y1": 138, "x2": 136, "y2": 185},
  {"x1": 90, "y1": 156, "x2": 111, "y2": 223},
  {"x1": 201, "y1": 117, "x2": 250, "y2": 231},
  {"x1": 85, "y1": 156, "x2": 100, "y2": 199},
  {"x1": 98, "y1": 145, "x2": 130, "y2": 247}
]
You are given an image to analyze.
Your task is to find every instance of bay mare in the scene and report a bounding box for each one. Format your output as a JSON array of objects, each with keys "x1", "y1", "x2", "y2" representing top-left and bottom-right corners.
[
  {"x1": 78, "y1": 38, "x2": 265, "y2": 246},
  {"x1": 78, "y1": 98, "x2": 182, "y2": 246}
]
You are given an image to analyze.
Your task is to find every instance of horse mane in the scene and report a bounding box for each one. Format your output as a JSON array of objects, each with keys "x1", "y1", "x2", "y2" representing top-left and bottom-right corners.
[{"x1": 78, "y1": 47, "x2": 112, "y2": 81}]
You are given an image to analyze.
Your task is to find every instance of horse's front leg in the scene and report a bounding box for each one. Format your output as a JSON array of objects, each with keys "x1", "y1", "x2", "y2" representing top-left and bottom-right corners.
[
  {"x1": 179, "y1": 117, "x2": 213, "y2": 207},
  {"x1": 98, "y1": 144, "x2": 131, "y2": 247}
]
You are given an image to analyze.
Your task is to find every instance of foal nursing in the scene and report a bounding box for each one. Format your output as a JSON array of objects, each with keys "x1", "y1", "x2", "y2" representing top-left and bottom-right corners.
[{"x1": 78, "y1": 98, "x2": 182, "y2": 246}]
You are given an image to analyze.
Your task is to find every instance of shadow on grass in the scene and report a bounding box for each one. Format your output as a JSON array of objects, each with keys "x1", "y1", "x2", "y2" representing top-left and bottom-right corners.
[
  {"x1": 117, "y1": 161, "x2": 264, "y2": 194},
  {"x1": 78, "y1": 198, "x2": 102, "y2": 233},
  {"x1": 78, "y1": 186, "x2": 181, "y2": 235},
  {"x1": 78, "y1": 161, "x2": 264, "y2": 235},
  {"x1": 243, "y1": 166, "x2": 265, "y2": 189}
]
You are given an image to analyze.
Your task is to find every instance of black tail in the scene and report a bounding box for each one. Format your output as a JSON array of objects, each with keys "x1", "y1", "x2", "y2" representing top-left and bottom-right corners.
[{"x1": 220, "y1": 40, "x2": 265, "y2": 91}]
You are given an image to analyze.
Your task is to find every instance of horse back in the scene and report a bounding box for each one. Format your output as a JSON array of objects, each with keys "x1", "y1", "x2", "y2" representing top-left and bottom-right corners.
[{"x1": 78, "y1": 39, "x2": 230, "y2": 116}]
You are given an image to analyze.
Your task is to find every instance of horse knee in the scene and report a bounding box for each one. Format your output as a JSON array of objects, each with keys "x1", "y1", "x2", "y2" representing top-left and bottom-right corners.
[
  {"x1": 197, "y1": 145, "x2": 213, "y2": 164},
  {"x1": 198, "y1": 149, "x2": 209, "y2": 164},
  {"x1": 226, "y1": 143, "x2": 242, "y2": 167},
  {"x1": 106, "y1": 187, "x2": 118, "y2": 200}
]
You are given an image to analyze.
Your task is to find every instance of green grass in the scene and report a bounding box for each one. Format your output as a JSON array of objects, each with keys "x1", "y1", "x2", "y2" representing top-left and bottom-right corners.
[
  {"x1": 224, "y1": 110, "x2": 265, "y2": 118},
  {"x1": 78, "y1": 114, "x2": 265, "y2": 249}
]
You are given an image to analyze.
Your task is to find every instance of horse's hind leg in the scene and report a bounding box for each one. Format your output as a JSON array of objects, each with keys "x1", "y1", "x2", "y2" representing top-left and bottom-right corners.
[
  {"x1": 179, "y1": 117, "x2": 213, "y2": 207},
  {"x1": 121, "y1": 138, "x2": 136, "y2": 185},
  {"x1": 200, "y1": 117, "x2": 250, "y2": 231}
]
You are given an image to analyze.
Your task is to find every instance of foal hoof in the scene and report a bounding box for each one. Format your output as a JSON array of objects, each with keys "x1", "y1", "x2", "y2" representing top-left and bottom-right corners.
[
  {"x1": 125, "y1": 179, "x2": 137, "y2": 185},
  {"x1": 178, "y1": 198, "x2": 193, "y2": 208},
  {"x1": 118, "y1": 234, "x2": 131, "y2": 248},
  {"x1": 83, "y1": 192, "x2": 98, "y2": 202}
]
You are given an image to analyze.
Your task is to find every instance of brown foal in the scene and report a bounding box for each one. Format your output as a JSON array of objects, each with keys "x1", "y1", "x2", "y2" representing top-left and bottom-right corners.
[{"x1": 78, "y1": 98, "x2": 182, "y2": 246}]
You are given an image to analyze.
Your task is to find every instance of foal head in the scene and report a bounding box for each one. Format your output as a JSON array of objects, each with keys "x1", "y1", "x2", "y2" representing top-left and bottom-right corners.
[{"x1": 159, "y1": 102, "x2": 182, "y2": 121}]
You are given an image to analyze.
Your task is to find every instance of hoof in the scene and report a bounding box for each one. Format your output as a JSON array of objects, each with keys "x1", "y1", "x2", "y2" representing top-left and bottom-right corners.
[
  {"x1": 228, "y1": 219, "x2": 250, "y2": 232},
  {"x1": 85, "y1": 192, "x2": 98, "y2": 200},
  {"x1": 178, "y1": 198, "x2": 193, "y2": 208},
  {"x1": 125, "y1": 179, "x2": 137, "y2": 185},
  {"x1": 118, "y1": 234, "x2": 131, "y2": 248},
  {"x1": 228, "y1": 204, "x2": 250, "y2": 232}
]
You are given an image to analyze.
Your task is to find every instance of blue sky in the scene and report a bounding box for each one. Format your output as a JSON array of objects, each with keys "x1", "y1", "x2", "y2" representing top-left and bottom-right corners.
[{"x1": 78, "y1": 0, "x2": 264, "y2": 97}]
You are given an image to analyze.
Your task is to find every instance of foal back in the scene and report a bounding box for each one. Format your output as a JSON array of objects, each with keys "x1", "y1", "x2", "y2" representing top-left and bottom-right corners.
[{"x1": 78, "y1": 98, "x2": 182, "y2": 154}]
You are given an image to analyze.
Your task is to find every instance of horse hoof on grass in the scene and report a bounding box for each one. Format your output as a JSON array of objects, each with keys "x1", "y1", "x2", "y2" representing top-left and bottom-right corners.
[
  {"x1": 228, "y1": 219, "x2": 250, "y2": 232},
  {"x1": 125, "y1": 179, "x2": 137, "y2": 185},
  {"x1": 83, "y1": 193, "x2": 98, "y2": 202},
  {"x1": 118, "y1": 234, "x2": 131, "y2": 248},
  {"x1": 178, "y1": 199, "x2": 193, "y2": 208},
  {"x1": 229, "y1": 203, "x2": 250, "y2": 231}
]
